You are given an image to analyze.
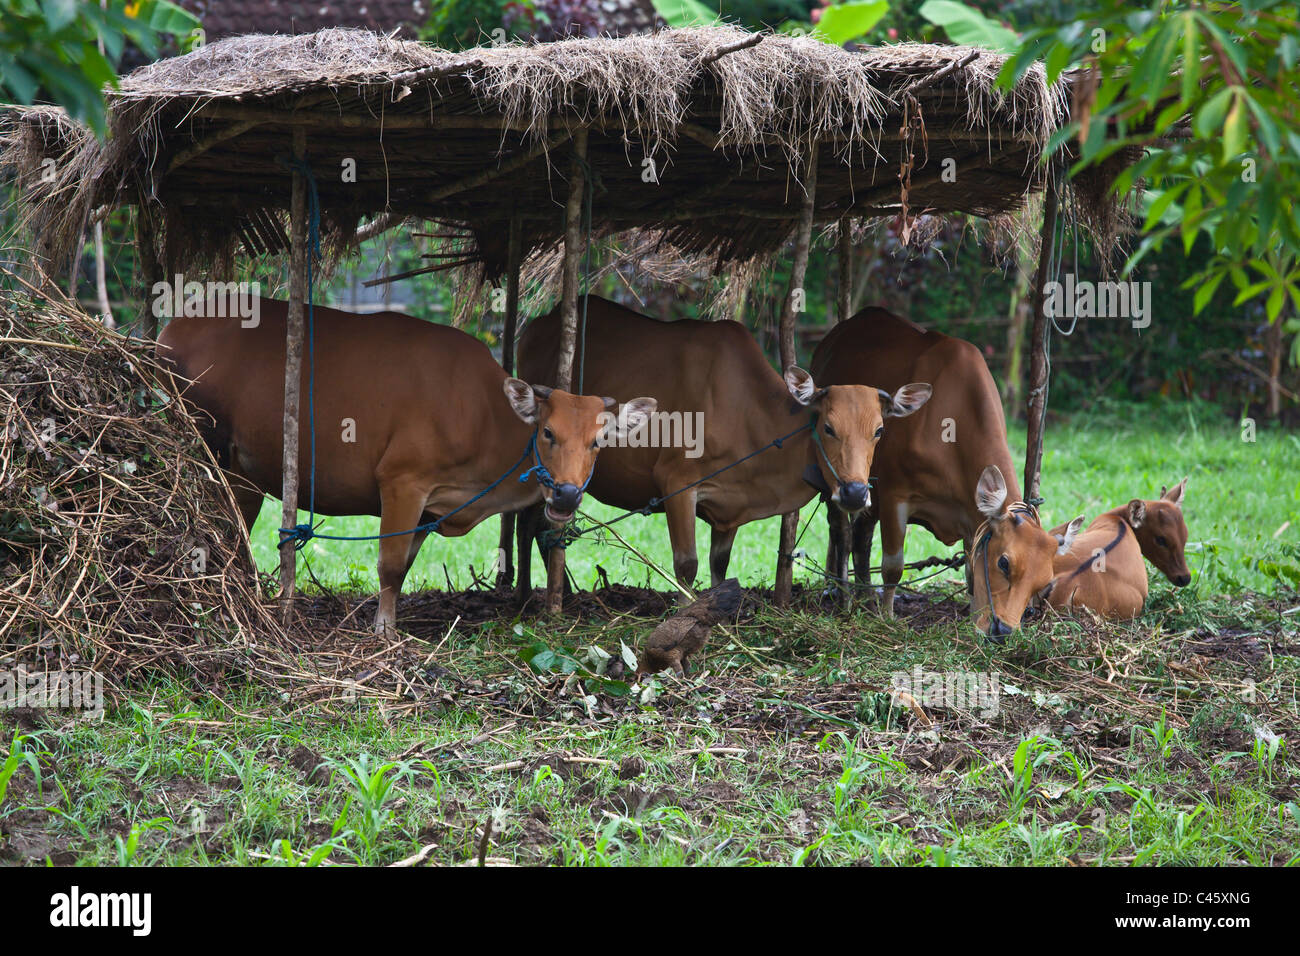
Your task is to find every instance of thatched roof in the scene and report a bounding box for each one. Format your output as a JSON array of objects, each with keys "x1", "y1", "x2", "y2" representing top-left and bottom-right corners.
[{"x1": 2, "y1": 25, "x2": 1133, "y2": 283}]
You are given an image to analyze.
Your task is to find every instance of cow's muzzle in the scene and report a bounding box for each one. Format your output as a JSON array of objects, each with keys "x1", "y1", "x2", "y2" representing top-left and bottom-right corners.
[
  {"x1": 986, "y1": 615, "x2": 1013, "y2": 644},
  {"x1": 837, "y1": 481, "x2": 870, "y2": 513},
  {"x1": 546, "y1": 482, "x2": 582, "y2": 523},
  {"x1": 1172, "y1": 572, "x2": 1191, "y2": 587}
]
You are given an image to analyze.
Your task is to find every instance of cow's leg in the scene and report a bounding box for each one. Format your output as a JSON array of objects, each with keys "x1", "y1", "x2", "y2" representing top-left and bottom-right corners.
[
  {"x1": 825, "y1": 507, "x2": 846, "y2": 591},
  {"x1": 515, "y1": 503, "x2": 542, "y2": 606},
  {"x1": 375, "y1": 482, "x2": 429, "y2": 635},
  {"x1": 852, "y1": 511, "x2": 876, "y2": 592},
  {"x1": 224, "y1": 453, "x2": 265, "y2": 536},
  {"x1": 877, "y1": 500, "x2": 907, "y2": 618},
  {"x1": 664, "y1": 490, "x2": 699, "y2": 587},
  {"x1": 709, "y1": 525, "x2": 738, "y2": 587},
  {"x1": 963, "y1": 533, "x2": 975, "y2": 595},
  {"x1": 404, "y1": 529, "x2": 429, "y2": 576}
]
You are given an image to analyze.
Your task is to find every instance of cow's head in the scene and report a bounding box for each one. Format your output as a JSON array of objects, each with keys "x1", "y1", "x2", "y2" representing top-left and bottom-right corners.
[
  {"x1": 787, "y1": 366, "x2": 931, "y2": 514},
  {"x1": 1128, "y1": 478, "x2": 1191, "y2": 587},
  {"x1": 968, "y1": 465, "x2": 1082, "y2": 642},
  {"x1": 504, "y1": 379, "x2": 656, "y2": 523}
]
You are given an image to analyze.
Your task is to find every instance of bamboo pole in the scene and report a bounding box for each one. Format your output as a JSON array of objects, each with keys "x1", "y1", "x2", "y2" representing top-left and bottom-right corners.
[
  {"x1": 556, "y1": 128, "x2": 588, "y2": 391},
  {"x1": 836, "y1": 215, "x2": 852, "y2": 324},
  {"x1": 1023, "y1": 175, "x2": 1060, "y2": 504},
  {"x1": 548, "y1": 128, "x2": 588, "y2": 613},
  {"x1": 135, "y1": 202, "x2": 163, "y2": 339},
  {"x1": 497, "y1": 209, "x2": 523, "y2": 590},
  {"x1": 279, "y1": 128, "x2": 308, "y2": 621},
  {"x1": 775, "y1": 142, "x2": 818, "y2": 609}
]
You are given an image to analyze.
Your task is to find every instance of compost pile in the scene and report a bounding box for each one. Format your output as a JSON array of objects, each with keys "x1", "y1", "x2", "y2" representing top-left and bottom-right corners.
[{"x1": 0, "y1": 286, "x2": 286, "y2": 693}]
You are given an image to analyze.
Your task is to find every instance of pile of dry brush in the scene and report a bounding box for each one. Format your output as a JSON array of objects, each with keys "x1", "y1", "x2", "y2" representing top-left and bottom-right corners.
[{"x1": 0, "y1": 282, "x2": 294, "y2": 698}]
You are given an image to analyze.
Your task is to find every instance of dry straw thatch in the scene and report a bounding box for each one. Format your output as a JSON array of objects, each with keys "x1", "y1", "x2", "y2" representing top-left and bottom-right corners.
[{"x1": 1, "y1": 25, "x2": 1129, "y2": 288}]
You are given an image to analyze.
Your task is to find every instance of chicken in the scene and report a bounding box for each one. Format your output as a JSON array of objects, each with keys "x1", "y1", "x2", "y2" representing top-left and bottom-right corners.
[{"x1": 636, "y1": 578, "x2": 742, "y2": 679}]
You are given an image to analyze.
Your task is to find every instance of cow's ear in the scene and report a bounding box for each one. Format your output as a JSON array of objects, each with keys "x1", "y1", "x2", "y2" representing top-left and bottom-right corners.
[
  {"x1": 975, "y1": 465, "x2": 1008, "y2": 519},
  {"x1": 785, "y1": 367, "x2": 817, "y2": 405},
  {"x1": 602, "y1": 396, "x2": 617, "y2": 410},
  {"x1": 504, "y1": 378, "x2": 539, "y2": 424},
  {"x1": 1057, "y1": 515, "x2": 1084, "y2": 555},
  {"x1": 1162, "y1": 477, "x2": 1186, "y2": 509},
  {"x1": 1127, "y1": 499, "x2": 1146, "y2": 529},
  {"x1": 617, "y1": 397, "x2": 658, "y2": 437},
  {"x1": 882, "y1": 382, "x2": 932, "y2": 418}
]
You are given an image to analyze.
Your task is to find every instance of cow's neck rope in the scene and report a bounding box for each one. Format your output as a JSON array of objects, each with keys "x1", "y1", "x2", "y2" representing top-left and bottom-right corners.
[{"x1": 517, "y1": 431, "x2": 595, "y2": 493}]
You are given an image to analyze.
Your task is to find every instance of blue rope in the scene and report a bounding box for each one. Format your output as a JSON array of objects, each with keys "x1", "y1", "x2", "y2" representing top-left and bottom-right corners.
[{"x1": 279, "y1": 438, "x2": 537, "y2": 548}]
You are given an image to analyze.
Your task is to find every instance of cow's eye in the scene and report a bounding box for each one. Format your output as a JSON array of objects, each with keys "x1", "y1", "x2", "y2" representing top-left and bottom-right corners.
[
  {"x1": 543, "y1": 427, "x2": 555, "y2": 442},
  {"x1": 824, "y1": 423, "x2": 836, "y2": 438},
  {"x1": 1156, "y1": 535, "x2": 1169, "y2": 547},
  {"x1": 997, "y1": 555, "x2": 1011, "y2": 577},
  {"x1": 874, "y1": 426, "x2": 884, "y2": 439}
]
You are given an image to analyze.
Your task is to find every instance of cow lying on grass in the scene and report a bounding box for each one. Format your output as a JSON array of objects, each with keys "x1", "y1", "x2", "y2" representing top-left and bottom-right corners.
[{"x1": 1045, "y1": 480, "x2": 1191, "y2": 619}]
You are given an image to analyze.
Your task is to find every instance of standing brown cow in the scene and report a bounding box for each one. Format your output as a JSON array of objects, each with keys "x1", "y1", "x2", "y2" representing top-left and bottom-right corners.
[
  {"x1": 516, "y1": 296, "x2": 930, "y2": 598},
  {"x1": 812, "y1": 307, "x2": 1082, "y2": 637},
  {"x1": 158, "y1": 299, "x2": 654, "y2": 633}
]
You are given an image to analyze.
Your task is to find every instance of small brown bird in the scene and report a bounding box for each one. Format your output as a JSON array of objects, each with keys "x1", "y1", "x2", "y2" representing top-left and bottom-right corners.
[{"x1": 636, "y1": 578, "x2": 742, "y2": 679}]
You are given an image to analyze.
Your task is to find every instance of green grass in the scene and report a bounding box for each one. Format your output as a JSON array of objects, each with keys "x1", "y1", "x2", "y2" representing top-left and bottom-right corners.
[
  {"x1": 252, "y1": 399, "x2": 1300, "y2": 596},
  {"x1": 4, "y1": 588, "x2": 1296, "y2": 866},
  {"x1": 3, "y1": 401, "x2": 1297, "y2": 867}
]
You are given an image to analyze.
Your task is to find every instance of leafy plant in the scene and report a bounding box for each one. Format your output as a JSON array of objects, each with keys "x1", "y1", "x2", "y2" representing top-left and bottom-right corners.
[
  {"x1": 919, "y1": 0, "x2": 1020, "y2": 52},
  {"x1": 0, "y1": 0, "x2": 200, "y2": 136},
  {"x1": 1001, "y1": 1, "x2": 1300, "y2": 357},
  {"x1": 0, "y1": 732, "x2": 43, "y2": 806},
  {"x1": 813, "y1": 1, "x2": 890, "y2": 45}
]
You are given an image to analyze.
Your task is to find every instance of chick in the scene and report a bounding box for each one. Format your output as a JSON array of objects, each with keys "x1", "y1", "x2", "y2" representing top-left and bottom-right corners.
[{"x1": 636, "y1": 578, "x2": 742, "y2": 679}]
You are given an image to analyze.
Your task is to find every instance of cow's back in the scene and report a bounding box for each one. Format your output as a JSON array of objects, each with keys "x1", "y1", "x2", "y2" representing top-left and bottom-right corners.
[
  {"x1": 811, "y1": 307, "x2": 1018, "y2": 544},
  {"x1": 158, "y1": 300, "x2": 513, "y2": 517},
  {"x1": 1049, "y1": 515, "x2": 1148, "y2": 616},
  {"x1": 518, "y1": 296, "x2": 795, "y2": 510}
]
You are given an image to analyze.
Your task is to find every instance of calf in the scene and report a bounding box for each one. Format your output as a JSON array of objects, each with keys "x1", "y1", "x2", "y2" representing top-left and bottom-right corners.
[
  {"x1": 158, "y1": 299, "x2": 654, "y2": 633},
  {"x1": 1049, "y1": 480, "x2": 1190, "y2": 587}
]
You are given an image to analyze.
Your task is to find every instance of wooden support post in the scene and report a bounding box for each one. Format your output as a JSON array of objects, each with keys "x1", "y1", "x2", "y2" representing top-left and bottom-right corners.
[
  {"x1": 279, "y1": 128, "x2": 308, "y2": 622},
  {"x1": 837, "y1": 215, "x2": 852, "y2": 325},
  {"x1": 1023, "y1": 178, "x2": 1060, "y2": 504},
  {"x1": 135, "y1": 202, "x2": 163, "y2": 339},
  {"x1": 775, "y1": 143, "x2": 819, "y2": 609},
  {"x1": 497, "y1": 210, "x2": 523, "y2": 590},
  {"x1": 548, "y1": 129, "x2": 588, "y2": 613}
]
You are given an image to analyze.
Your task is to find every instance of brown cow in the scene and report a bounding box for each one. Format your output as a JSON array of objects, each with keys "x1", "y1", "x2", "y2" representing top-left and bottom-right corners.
[
  {"x1": 516, "y1": 296, "x2": 930, "y2": 595},
  {"x1": 969, "y1": 466, "x2": 1083, "y2": 640},
  {"x1": 1049, "y1": 480, "x2": 1190, "y2": 587},
  {"x1": 811, "y1": 307, "x2": 1028, "y2": 617},
  {"x1": 158, "y1": 299, "x2": 655, "y2": 633}
]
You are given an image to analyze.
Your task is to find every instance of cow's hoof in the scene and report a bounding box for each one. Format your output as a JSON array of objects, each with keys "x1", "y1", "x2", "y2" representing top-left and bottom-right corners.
[{"x1": 373, "y1": 618, "x2": 396, "y2": 637}]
